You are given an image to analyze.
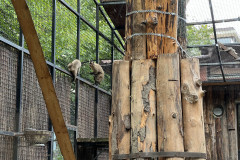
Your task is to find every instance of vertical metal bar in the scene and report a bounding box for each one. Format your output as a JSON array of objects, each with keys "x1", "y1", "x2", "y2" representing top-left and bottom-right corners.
[
  {"x1": 208, "y1": 0, "x2": 226, "y2": 82},
  {"x1": 13, "y1": 29, "x2": 24, "y2": 160},
  {"x1": 110, "y1": 29, "x2": 114, "y2": 115},
  {"x1": 48, "y1": 0, "x2": 56, "y2": 159},
  {"x1": 74, "y1": 0, "x2": 81, "y2": 159},
  {"x1": 94, "y1": 4, "x2": 100, "y2": 138}
]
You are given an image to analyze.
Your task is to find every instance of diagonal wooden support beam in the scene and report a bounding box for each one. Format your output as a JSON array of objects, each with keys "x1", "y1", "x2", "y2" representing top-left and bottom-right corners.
[{"x1": 11, "y1": 0, "x2": 76, "y2": 160}]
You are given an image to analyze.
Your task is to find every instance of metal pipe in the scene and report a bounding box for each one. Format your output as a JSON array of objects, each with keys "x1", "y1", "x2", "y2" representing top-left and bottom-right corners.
[
  {"x1": 187, "y1": 43, "x2": 240, "y2": 48},
  {"x1": 208, "y1": 0, "x2": 226, "y2": 82},
  {"x1": 187, "y1": 17, "x2": 240, "y2": 26}
]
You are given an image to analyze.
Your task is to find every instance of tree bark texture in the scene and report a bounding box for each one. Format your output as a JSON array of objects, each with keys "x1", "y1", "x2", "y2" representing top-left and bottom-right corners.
[
  {"x1": 131, "y1": 59, "x2": 157, "y2": 154},
  {"x1": 181, "y1": 58, "x2": 206, "y2": 160},
  {"x1": 156, "y1": 53, "x2": 184, "y2": 160},
  {"x1": 110, "y1": 60, "x2": 131, "y2": 159}
]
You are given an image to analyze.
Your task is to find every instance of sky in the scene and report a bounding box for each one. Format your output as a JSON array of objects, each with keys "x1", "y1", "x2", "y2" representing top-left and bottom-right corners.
[{"x1": 186, "y1": 0, "x2": 240, "y2": 36}]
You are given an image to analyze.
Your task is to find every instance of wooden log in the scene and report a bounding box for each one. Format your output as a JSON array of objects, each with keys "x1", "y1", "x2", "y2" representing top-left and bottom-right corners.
[
  {"x1": 110, "y1": 60, "x2": 131, "y2": 158},
  {"x1": 145, "y1": 0, "x2": 158, "y2": 59},
  {"x1": 124, "y1": 0, "x2": 132, "y2": 60},
  {"x1": 157, "y1": 0, "x2": 178, "y2": 54},
  {"x1": 125, "y1": 0, "x2": 146, "y2": 60},
  {"x1": 181, "y1": 58, "x2": 206, "y2": 160},
  {"x1": 131, "y1": 59, "x2": 157, "y2": 154},
  {"x1": 156, "y1": 54, "x2": 184, "y2": 160},
  {"x1": 11, "y1": 1, "x2": 76, "y2": 160}
]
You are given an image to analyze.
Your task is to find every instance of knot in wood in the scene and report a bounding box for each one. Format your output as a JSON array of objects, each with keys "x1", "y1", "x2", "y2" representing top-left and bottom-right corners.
[{"x1": 172, "y1": 113, "x2": 177, "y2": 118}]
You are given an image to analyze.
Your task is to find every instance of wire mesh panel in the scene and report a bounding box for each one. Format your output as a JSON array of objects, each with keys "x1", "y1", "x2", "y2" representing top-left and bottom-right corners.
[
  {"x1": 97, "y1": 147, "x2": 109, "y2": 160},
  {"x1": 0, "y1": 0, "x2": 20, "y2": 44},
  {"x1": 80, "y1": 0, "x2": 96, "y2": 27},
  {"x1": 56, "y1": 1, "x2": 77, "y2": 70},
  {"x1": 186, "y1": 0, "x2": 212, "y2": 22},
  {"x1": 21, "y1": 54, "x2": 49, "y2": 131},
  {"x1": 78, "y1": 82, "x2": 95, "y2": 138},
  {"x1": 19, "y1": 54, "x2": 49, "y2": 159},
  {"x1": 64, "y1": 0, "x2": 78, "y2": 11},
  {"x1": 0, "y1": 43, "x2": 18, "y2": 132},
  {"x1": 17, "y1": 137, "x2": 48, "y2": 160},
  {"x1": 0, "y1": 136, "x2": 14, "y2": 160},
  {"x1": 97, "y1": 91, "x2": 110, "y2": 138},
  {"x1": 55, "y1": 71, "x2": 72, "y2": 125},
  {"x1": 25, "y1": 0, "x2": 53, "y2": 62},
  {"x1": 211, "y1": 0, "x2": 240, "y2": 20}
]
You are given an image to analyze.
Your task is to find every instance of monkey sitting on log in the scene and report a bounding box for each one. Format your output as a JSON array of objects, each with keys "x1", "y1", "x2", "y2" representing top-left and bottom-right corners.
[
  {"x1": 67, "y1": 59, "x2": 81, "y2": 82},
  {"x1": 89, "y1": 60, "x2": 104, "y2": 85}
]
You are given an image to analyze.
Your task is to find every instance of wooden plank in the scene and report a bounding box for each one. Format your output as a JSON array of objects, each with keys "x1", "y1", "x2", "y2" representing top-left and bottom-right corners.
[
  {"x1": 157, "y1": 0, "x2": 178, "y2": 54},
  {"x1": 10, "y1": 1, "x2": 76, "y2": 160},
  {"x1": 156, "y1": 54, "x2": 184, "y2": 160},
  {"x1": 145, "y1": 0, "x2": 158, "y2": 59},
  {"x1": 131, "y1": 59, "x2": 157, "y2": 154},
  {"x1": 180, "y1": 58, "x2": 206, "y2": 160},
  {"x1": 111, "y1": 60, "x2": 130, "y2": 158},
  {"x1": 215, "y1": 118, "x2": 224, "y2": 160}
]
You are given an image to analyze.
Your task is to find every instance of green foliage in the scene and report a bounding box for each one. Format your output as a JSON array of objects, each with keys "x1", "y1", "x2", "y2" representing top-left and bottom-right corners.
[{"x1": 187, "y1": 25, "x2": 214, "y2": 56}]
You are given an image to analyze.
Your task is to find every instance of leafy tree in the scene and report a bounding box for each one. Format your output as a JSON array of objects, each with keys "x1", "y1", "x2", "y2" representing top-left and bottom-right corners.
[{"x1": 187, "y1": 24, "x2": 214, "y2": 56}]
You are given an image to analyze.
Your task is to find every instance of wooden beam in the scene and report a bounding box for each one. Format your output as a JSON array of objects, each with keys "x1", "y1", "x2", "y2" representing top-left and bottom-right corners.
[
  {"x1": 181, "y1": 58, "x2": 206, "y2": 160},
  {"x1": 11, "y1": 0, "x2": 76, "y2": 160},
  {"x1": 110, "y1": 60, "x2": 131, "y2": 159},
  {"x1": 156, "y1": 54, "x2": 184, "y2": 160},
  {"x1": 157, "y1": 0, "x2": 178, "y2": 54}
]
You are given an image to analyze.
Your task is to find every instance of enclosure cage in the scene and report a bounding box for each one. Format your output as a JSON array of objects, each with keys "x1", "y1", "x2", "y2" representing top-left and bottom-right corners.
[{"x1": 0, "y1": 0, "x2": 240, "y2": 160}]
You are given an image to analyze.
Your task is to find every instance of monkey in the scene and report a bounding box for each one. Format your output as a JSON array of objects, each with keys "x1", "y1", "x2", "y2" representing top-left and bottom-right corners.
[
  {"x1": 89, "y1": 60, "x2": 104, "y2": 85},
  {"x1": 67, "y1": 59, "x2": 81, "y2": 82}
]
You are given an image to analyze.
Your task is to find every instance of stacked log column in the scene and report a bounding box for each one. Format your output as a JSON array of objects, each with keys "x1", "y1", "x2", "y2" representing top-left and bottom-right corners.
[{"x1": 110, "y1": 0, "x2": 206, "y2": 159}]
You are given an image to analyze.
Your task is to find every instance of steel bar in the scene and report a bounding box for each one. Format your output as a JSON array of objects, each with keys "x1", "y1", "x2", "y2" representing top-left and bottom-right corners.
[
  {"x1": 187, "y1": 17, "x2": 240, "y2": 26},
  {"x1": 112, "y1": 152, "x2": 207, "y2": 159},
  {"x1": 98, "y1": 1, "x2": 126, "y2": 6},
  {"x1": 200, "y1": 62, "x2": 240, "y2": 66},
  {"x1": 13, "y1": 29, "x2": 24, "y2": 160},
  {"x1": 187, "y1": 43, "x2": 240, "y2": 48},
  {"x1": 208, "y1": 0, "x2": 226, "y2": 82}
]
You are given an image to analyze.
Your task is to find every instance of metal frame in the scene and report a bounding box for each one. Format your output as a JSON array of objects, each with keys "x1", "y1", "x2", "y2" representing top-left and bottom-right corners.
[{"x1": 0, "y1": 0, "x2": 124, "y2": 159}]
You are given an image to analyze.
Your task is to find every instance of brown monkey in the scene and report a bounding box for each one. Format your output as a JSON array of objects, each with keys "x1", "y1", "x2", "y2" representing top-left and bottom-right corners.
[
  {"x1": 68, "y1": 59, "x2": 81, "y2": 82},
  {"x1": 89, "y1": 61, "x2": 104, "y2": 85}
]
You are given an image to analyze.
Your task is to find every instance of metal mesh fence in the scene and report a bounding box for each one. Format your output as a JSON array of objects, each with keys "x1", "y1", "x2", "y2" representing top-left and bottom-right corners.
[
  {"x1": 97, "y1": 147, "x2": 109, "y2": 160},
  {"x1": 0, "y1": 136, "x2": 14, "y2": 160},
  {"x1": 80, "y1": 0, "x2": 96, "y2": 27},
  {"x1": 24, "y1": 0, "x2": 53, "y2": 62},
  {"x1": 56, "y1": 1, "x2": 77, "y2": 70},
  {"x1": 55, "y1": 71, "x2": 72, "y2": 126},
  {"x1": 97, "y1": 91, "x2": 110, "y2": 138},
  {"x1": 0, "y1": 42, "x2": 18, "y2": 132},
  {"x1": 21, "y1": 54, "x2": 49, "y2": 131},
  {"x1": 0, "y1": 0, "x2": 20, "y2": 44},
  {"x1": 78, "y1": 82, "x2": 95, "y2": 138}
]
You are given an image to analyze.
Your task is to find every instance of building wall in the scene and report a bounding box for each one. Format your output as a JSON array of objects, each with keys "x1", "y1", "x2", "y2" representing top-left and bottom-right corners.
[{"x1": 203, "y1": 85, "x2": 239, "y2": 160}]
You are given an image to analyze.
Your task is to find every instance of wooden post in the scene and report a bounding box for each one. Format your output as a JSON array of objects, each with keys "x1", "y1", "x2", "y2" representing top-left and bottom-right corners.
[
  {"x1": 156, "y1": 54, "x2": 184, "y2": 160},
  {"x1": 125, "y1": 0, "x2": 146, "y2": 60},
  {"x1": 110, "y1": 61, "x2": 131, "y2": 159},
  {"x1": 145, "y1": 0, "x2": 158, "y2": 59},
  {"x1": 131, "y1": 59, "x2": 157, "y2": 153},
  {"x1": 157, "y1": 0, "x2": 178, "y2": 54},
  {"x1": 181, "y1": 58, "x2": 206, "y2": 160},
  {"x1": 11, "y1": 0, "x2": 76, "y2": 160}
]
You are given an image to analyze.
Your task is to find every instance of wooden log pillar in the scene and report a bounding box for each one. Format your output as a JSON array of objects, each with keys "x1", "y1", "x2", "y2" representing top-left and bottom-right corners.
[
  {"x1": 131, "y1": 60, "x2": 157, "y2": 154},
  {"x1": 109, "y1": 61, "x2": 131, "y2": 159},
  {"x1": 156, "y1": 54, "x2": 184, "y2": 160},
  {"x1": 125, "y1": 0, "x2": 146, "y2": 60},
  {"x1": 181, "y1": 58, "x2": 206, "y2": 160},
  {"x1": 11, "y1": 0, "x2": 76, "y2": 160}
]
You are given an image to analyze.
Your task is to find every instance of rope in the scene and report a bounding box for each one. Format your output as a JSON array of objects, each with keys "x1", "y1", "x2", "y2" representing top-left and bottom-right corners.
[
  {"x1": 125, "y1": 33, "x2": 190, "y2": 57},
  {"x1": 126, "y1": 9, "x2": 187, "y2": 22}
]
